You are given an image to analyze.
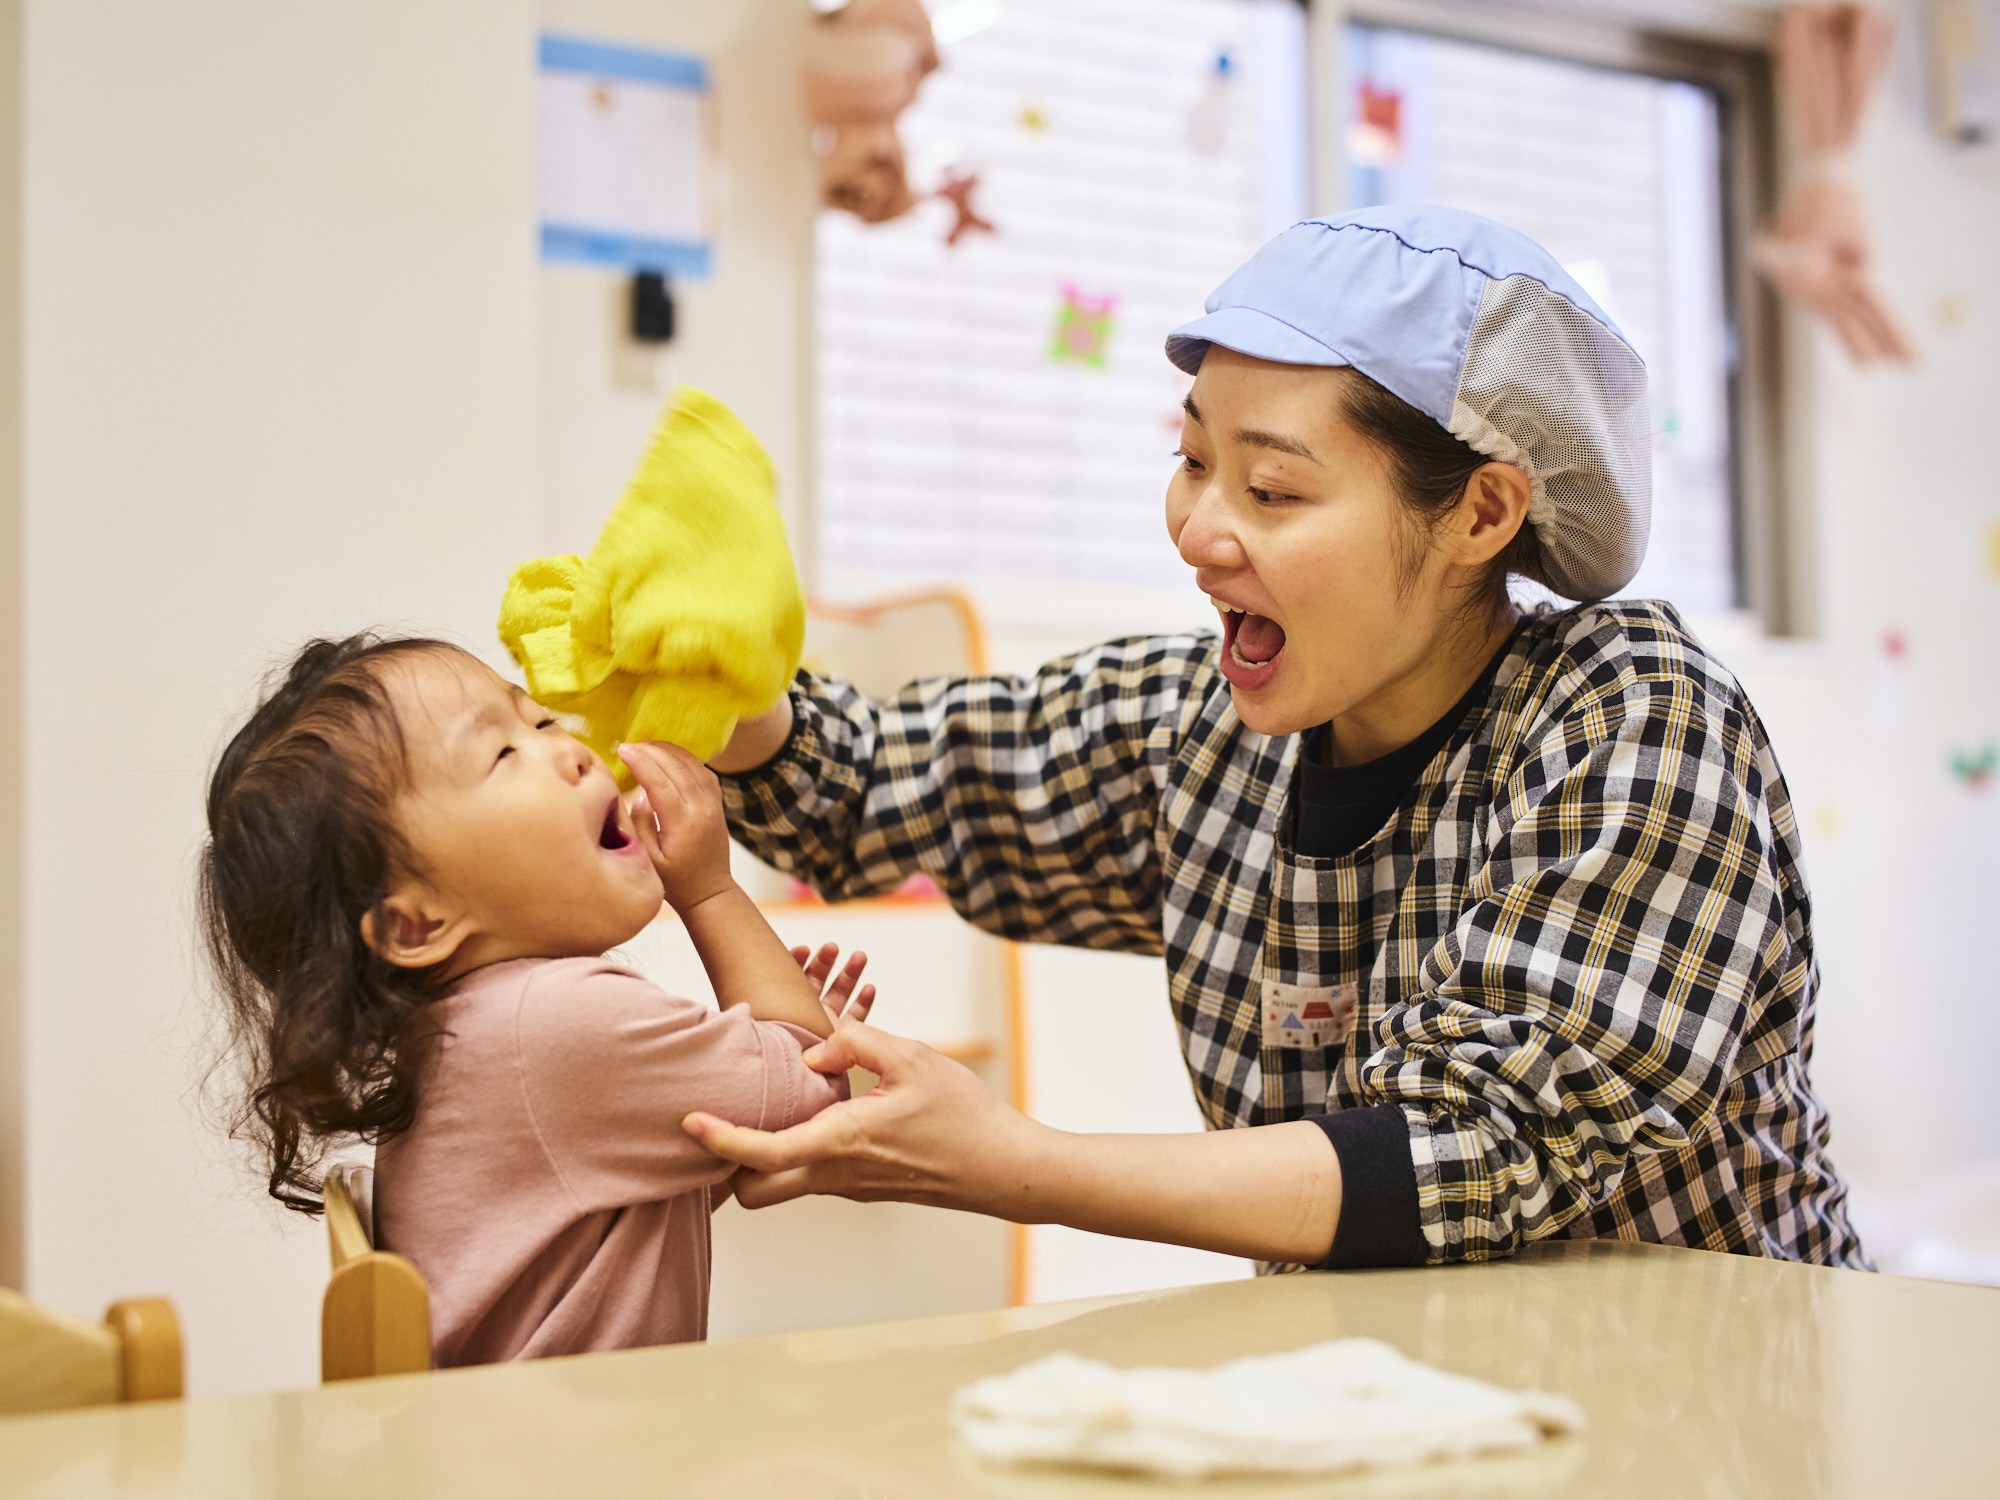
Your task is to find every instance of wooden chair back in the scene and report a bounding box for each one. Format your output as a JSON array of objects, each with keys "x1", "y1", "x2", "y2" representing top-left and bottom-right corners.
[
  {"x1": 0, "y1": 1287, "x2": 183, "y2": 1415},
  {"x1": 803, "y1": 589, "x2": 991, "y2": 696},
  {"x1": 321, "y1": 1162, "x2": 432, "y2": 1382},
  {"x1": 799, "y1": 590, "x2": 1032, "y2": 1307}
]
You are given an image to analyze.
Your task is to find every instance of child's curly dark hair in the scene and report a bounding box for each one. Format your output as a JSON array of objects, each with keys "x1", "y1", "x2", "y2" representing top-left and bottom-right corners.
[{"x1": 201, "y1": 632, "x2": 464, "y2": 1213}]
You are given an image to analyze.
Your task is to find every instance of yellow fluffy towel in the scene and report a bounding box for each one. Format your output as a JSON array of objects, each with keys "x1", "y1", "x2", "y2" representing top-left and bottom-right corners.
[{"x1": 498, "y1": 388, "x2": 804, "y2": 782}]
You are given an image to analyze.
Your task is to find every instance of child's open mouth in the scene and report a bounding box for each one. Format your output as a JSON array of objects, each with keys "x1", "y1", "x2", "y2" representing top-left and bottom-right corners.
[
  {"x1": 1219, "y1": 605, "x2": 1285, "y2": 691},
  {"x1": 599, "y1": 801, "x2": 635, "y2": 851}
]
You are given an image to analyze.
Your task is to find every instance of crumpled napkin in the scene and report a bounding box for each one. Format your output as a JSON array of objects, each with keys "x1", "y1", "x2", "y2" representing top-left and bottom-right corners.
[
  {"x1": 950, "y1": 1339, "x2": 1584, "y2": 1480},
  {"x1": 498, "y1": 388, "x2": 804, "y2": 783}
]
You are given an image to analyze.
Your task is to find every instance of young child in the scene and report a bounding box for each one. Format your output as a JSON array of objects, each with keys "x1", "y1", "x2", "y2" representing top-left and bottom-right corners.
[{"x1": 201, "y1": 632, "x2": 869, "y2": 1366}]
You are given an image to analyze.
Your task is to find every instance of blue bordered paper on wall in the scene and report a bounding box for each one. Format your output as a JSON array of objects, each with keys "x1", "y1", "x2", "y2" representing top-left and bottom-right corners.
[{"x1": 537, "y1": 34, "x2": 712, "y2": 276}]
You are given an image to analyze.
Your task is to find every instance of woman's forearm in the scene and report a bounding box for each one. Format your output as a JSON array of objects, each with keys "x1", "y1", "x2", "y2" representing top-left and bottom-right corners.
[
  {"x1": 708, "y1": 698, "x2": 794, "y2": 774},
  {"x1": 687, "y1": 1026, "x2": 1343, "y2": 1264},
  {"x1": 1003, "y1": 1119, "x2": 1342, "y2": 1265}
]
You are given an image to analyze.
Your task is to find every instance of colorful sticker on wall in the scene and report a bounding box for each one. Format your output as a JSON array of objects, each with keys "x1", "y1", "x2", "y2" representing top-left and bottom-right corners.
[
  {"x1": 1984, "y1": 520, "x2": 2000, "y2": 580},
  {"x1": 936, "y1": 168, "x2": 996, "y2": 248},
  {"x1": 1349, "y1": 80, "x2": 1404, "y2": 166},
  {"x1": 1051, "y1": 283, "x2": 1117, "y2": 367},
  {"x1": 1950, "y1": 742, "x2": 1997, "y2": 790}
]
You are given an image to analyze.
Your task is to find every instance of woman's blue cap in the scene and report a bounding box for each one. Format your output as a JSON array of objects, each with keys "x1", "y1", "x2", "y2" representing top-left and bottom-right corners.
[{"x1": 1166, "y1": 206, "x2": 1653, "y2": 602}]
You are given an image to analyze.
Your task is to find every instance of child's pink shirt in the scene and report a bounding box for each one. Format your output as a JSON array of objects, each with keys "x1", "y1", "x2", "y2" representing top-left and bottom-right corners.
[{"x1": 373, "y1": 955, "x2": 844, "y2": 1367}]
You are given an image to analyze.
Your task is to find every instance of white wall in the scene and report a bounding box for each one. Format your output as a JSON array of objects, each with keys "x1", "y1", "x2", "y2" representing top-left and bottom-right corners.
[{"x1": 15, "y1": 0, "x2": 539, "y2": 1392}]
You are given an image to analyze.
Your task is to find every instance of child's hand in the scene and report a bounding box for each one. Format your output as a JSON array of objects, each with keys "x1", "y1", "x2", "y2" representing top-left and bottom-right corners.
[
  {"x1": 790, "y1": 942, "x2": 877, "y2": 1030},
  {"x1": 617, "y1": 741, "x2": 734, "y2": 914}
]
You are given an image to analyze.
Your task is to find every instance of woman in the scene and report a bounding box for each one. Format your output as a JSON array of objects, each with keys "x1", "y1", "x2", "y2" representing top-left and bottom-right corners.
[{"x1": 682, "y1": 206, "x2": 1868, "y2": 1272}]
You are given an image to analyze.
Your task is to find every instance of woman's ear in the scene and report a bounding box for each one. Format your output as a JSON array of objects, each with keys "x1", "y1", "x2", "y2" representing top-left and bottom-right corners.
[
  {"x1": 1452, "y1": 461, "x2": 1533, "y2": 566},
  {"x1": 360, "y1": 889, "x2": 478, "y2": 971}
]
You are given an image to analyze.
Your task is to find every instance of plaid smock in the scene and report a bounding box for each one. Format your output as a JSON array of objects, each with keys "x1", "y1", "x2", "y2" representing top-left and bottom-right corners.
[{"x1": 720, "y1": 600, "x2": 1868, "y2": 1269}]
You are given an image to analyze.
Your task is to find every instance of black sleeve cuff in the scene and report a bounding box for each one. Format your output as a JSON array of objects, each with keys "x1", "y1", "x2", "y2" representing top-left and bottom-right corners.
[{"x1": 1306, "y1": 1104, "x2": 1427, "y2": 1270}]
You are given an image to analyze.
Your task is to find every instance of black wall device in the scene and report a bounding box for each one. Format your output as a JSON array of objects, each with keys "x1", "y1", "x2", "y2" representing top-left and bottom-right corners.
[{"x1": 630, "y1": 271, "x2": 676, "y2": 344}]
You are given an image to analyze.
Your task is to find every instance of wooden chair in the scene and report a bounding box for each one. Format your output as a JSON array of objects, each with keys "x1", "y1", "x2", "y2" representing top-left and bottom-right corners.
[
  {"x1": 321, "y1": 1161, "x2": 431, "y2": 1382},
  {"x1": 803, "y1": 590, "x2": 1034, "y2": 1307},
  {"x1": 802, "y1": 589, "x2": 993, "y2": 695},
  {"x1": 0, "y1": 1287, "x2": 183, "y2": 1416}
]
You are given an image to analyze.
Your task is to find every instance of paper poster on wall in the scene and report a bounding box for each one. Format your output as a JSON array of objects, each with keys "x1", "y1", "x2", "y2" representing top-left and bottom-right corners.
[{"x1": 537, "y1": 34, "x2": 711, "y2": 276}]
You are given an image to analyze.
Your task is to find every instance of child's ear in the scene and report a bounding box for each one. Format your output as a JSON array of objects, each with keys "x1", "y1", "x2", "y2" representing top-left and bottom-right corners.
[{"x1": 360, "y1": 890, "x2": 476, "y2": 971}]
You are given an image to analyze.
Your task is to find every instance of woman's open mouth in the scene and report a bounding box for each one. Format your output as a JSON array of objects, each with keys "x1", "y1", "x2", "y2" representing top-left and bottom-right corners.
[
  {"x1": 599, "y1": 800, "x2": 635, "y2": 852},
  {"x1": 1219, "y1": 604, "x2": 1286, "y2": 691}
]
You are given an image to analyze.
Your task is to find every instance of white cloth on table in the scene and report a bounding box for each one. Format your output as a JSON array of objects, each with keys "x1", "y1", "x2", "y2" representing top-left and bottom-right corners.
[{"x1": 950, "y1": 1338, "x2": 1585, "y2": 1480}]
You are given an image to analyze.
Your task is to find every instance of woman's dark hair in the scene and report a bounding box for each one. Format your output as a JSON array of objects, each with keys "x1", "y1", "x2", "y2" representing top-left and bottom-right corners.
[
  {"x1": 201, "y1": 632, "x2": 463, "y2": 1214},
  {"x1": 1335, "y1": 367, "x2": 1544, "y2": 612}
]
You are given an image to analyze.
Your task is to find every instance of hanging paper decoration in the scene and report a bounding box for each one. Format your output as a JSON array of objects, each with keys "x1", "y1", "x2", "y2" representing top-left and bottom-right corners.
[
  {"x1": 801, "y1": 0, "x2": 939, "y2": 223},
  {"x1": 1349, "y1": 80, "x2": 1405, "y2": 166},
  {"x1": 1749, "y1": 5, "x2": 1917, "y2": 364},
  {"x1": 1050, "y1": 283, "x2": 1117, "y2": 366},
  {"x1": 936, "y1": 168, "x2": 996, "y2": 247},
  {"x1": 1950, "y1": 742, "x2": 1998, "y2": 789},
  {"x1": 1187, "y1": 49, "x2": 1234, "y2": 156}
]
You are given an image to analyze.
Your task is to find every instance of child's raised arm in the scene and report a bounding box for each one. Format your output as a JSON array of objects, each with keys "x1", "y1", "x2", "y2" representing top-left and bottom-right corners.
[{"x1": 618, "y1": 741, "x2": 834, "y2": 1040}]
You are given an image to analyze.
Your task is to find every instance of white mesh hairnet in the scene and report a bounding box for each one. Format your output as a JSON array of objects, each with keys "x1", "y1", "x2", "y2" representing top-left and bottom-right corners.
[{"x1": 1449, "y1": 275, "x2": 1651, "y2": 601}]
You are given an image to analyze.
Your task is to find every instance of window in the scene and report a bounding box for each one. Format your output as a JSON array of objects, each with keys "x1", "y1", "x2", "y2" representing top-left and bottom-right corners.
[
  {"x1": 1344, "y1": 21, "x2": 1745, "y2": 614},
  {"x1": 814, "y1": 0, "x2": 1306, "y2": 628},
  {"x1": 815, "y1": 2, "x2": 1781, "y2": 627}
]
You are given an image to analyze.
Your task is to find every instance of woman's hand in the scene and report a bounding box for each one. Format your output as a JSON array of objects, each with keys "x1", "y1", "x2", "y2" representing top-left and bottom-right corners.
[
  {"x1": 683, "y1": 1022, "x2": 1346, "y2": 1263},
  {"x1": 790, "y1": 942, "x2": 876, "y2": 1030},
  {"x1": 682, "y1": 1022, "x2": 1043, "y2": 1215}
]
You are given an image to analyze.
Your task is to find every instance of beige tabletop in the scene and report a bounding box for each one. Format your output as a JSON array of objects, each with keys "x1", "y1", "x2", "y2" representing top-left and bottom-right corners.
[{"x1": 3, "y1": 1241, "x2": 1995, "y2": 1498}]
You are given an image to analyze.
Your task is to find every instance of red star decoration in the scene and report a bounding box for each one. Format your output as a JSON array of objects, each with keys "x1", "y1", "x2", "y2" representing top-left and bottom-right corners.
[{"x1": 936, "y1": 169, "x2": 996, "y2": 248}]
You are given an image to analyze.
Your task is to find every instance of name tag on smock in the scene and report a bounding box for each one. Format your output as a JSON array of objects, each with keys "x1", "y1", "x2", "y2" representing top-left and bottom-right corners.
[{"x1": 1261, "y1": 981, "x2": 1358, "y2": 1050}]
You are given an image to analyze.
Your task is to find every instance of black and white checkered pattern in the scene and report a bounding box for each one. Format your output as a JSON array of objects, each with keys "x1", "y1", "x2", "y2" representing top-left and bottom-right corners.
[{"x1": 721, "y1": 601, "x2": 1867, "y2": 1268}]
